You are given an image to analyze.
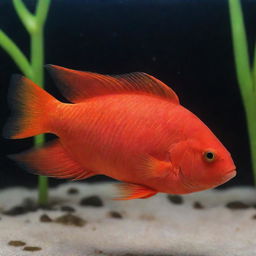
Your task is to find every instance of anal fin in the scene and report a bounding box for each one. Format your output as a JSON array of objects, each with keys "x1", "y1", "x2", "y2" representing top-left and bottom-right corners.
[
  {"x1": 114, "y1": 183, "x2": 157, "y2": 200},
  {"x1": 9, "y1": 139, "x2": 95, "y2": 180}
]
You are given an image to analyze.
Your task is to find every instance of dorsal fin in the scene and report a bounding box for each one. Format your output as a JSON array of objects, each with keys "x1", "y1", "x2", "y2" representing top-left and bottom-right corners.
[{"x1": 46, "y1": 65, "x2": 179, "y2": 104}]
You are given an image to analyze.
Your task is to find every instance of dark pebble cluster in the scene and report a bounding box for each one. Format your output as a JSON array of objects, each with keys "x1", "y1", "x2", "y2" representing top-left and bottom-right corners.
[
  {"x1": 193, "y1": 201, "x2": 205, "y2": 209},
  {"x1": 8, "y1": 240, "x2": 42, "y2": 252},
  {"x1": 60, "y1": 205, "x2": 76, "y2": 212},
  {"x1": 167, "y1": 195, "x2": 183, "y2": 205},
  {"x1": 167, "y1": 194, "x2": 205, "y2": 209},
  {"x1": 3, "y1": 198, "x2": 54, "y2": 216},
  {"x1": 40, "y1": 214, "x2": 52, "y2": 223},
  {"x1": 166, "y1": 195, "x2": 256, "y2": 214},
  {"x1": 67, "y1": 187, "x2": 79, "y2": 195},
  {"x1": 8, "y1": 240, "x2": 26, "y2": 247},
  {"x1": 225, "y1": 201, "x2": 251, "y2": 210},
  {"x1": 54, "y1": 213, "x2": 86, "y2": 227},
  {"x1": 23, "y1": 246, "x2": 42, "y2": 252},
  {"x1": 108, "y1": 211, "x2": 123, "y2": 219},
  {"x1": 80, "y1": 195, "x2": 104, "y2": 207}
]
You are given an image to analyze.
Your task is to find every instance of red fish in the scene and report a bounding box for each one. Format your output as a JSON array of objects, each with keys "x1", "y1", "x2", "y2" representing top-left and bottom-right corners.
[{"x1": 3, "y1": 65, "x2": 236, "y2": 199}]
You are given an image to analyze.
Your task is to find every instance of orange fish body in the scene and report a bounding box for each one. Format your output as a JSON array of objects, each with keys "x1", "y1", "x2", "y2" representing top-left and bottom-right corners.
[{"x1": 3, "y1": 65, "x2": 236, "y2": 199}]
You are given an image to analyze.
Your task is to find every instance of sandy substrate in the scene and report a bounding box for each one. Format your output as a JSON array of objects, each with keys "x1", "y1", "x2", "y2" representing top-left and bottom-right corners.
[{"x1": 0, "y1": 182, "x2": 256, "y2": 256}]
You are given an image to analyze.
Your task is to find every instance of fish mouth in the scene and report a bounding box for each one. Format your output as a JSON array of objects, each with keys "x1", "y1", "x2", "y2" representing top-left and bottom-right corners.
[
  {"x1": 222, "y1": 169, "x2": 236, "y2": 182},
  {"x1": 179, "y1": 167, "x2": 237, "y2": 191}
]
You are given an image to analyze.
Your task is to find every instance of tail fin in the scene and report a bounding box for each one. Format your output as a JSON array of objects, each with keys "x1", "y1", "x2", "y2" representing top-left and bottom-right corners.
[{"x1": 3, "y1": 75, "x2": 58, "y2": 139}]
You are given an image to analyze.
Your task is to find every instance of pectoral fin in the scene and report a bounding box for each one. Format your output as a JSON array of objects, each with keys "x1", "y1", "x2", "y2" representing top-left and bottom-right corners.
[
  {"x1": 114, "y1": 183, "x2": 157, "y2": 200},
  {"x1": 137, "y1": 154, "x2": 172, "y2": 179}
]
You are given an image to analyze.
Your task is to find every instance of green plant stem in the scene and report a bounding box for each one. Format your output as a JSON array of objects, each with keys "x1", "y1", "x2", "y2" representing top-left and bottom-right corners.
[
  {"x1": 26, "y1": 0, "x2": 51, "y2": 206},
  {"x1": 229, "y1": 0, "x2": 256, "y2": 184},
  {"x1": 0, "y1": 0, "x2": 51, "y2": 205},
  {"x1": 245, "y1": 98, "x2": 256, "y2": 184},
  {"x1": 30, "y1": 27, "x2": 48, "y2": 205},
  {"x1": 13, "y1": 0, "x2": 36, "y2": 33},
  {"x1": 252, "y1": 43, "x2": 256, "y2": 87},
  {"x1": 228, "y1": 0, "x2": 253, "y2": 95},
  {"x1": 35, "y1": 0, "x2": 51, "y2": 26},
  {"x1": 0, "y1": 30, "x2": 32, "y2": 77},
  {"x1": 30, "y1": 29, "x2": 44, "y2": 84}
]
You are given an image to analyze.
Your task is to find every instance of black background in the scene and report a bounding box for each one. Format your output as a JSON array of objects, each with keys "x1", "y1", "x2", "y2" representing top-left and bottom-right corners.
[{"x1": 0, "y1": 0, "x2": 255, "y2": 188}]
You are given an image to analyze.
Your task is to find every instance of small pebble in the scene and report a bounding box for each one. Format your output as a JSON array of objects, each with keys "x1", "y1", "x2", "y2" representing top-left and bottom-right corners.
[
  {"x1": 40, "y1": 214, "x2": 52, "y2": 223},
  {"x1": 226, "y1": 201, "x2": 250, "y2": 210},
  {"x1": 67, "y1": 187, "x2": 79, "y2": 195},
  {"x1": 252, "y1": 214, "x2": 256, "y2": 219},
  {"x1": 61, "y1": 205, "x2": 75, "y2": 212},
  {"x1": 23, "y1": 246, "x2": 42, "y2": 252},
  {"x1": 95, "y1": 249, "x2": 103, "y2": 254},
  {"x1": 8, "y1": 240, "x2": 26, "y2": 247},
  {"x1": 108, "y1": 211, "x2": 123, "y2": 219},
  {"x1": 54, "y1": 214, "x2": 86, "y2": 227},
  {"x1": 193, "y1": 201, "x2": 204, "y2": 209},
  {"x1": 80, "y1": 196, "x2": 103, "y2": 207},
  {"x1": 167, "y1": 195, "x2": 183, "y2": 204}
]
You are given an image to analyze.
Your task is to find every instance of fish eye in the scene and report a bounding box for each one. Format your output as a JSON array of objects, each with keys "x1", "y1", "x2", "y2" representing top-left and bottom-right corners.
[{"x1": 203, "y1": 151, "x2": 215, "y2": 162}]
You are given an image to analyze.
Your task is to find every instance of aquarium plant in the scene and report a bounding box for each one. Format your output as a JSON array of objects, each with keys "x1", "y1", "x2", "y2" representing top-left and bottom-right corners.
[
  {"x1": 0, "y1": 0, "x2": 51, "y2": 205},
  {"x1": 229, "y1": 0, "x2": 256, "y2": 184}
]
